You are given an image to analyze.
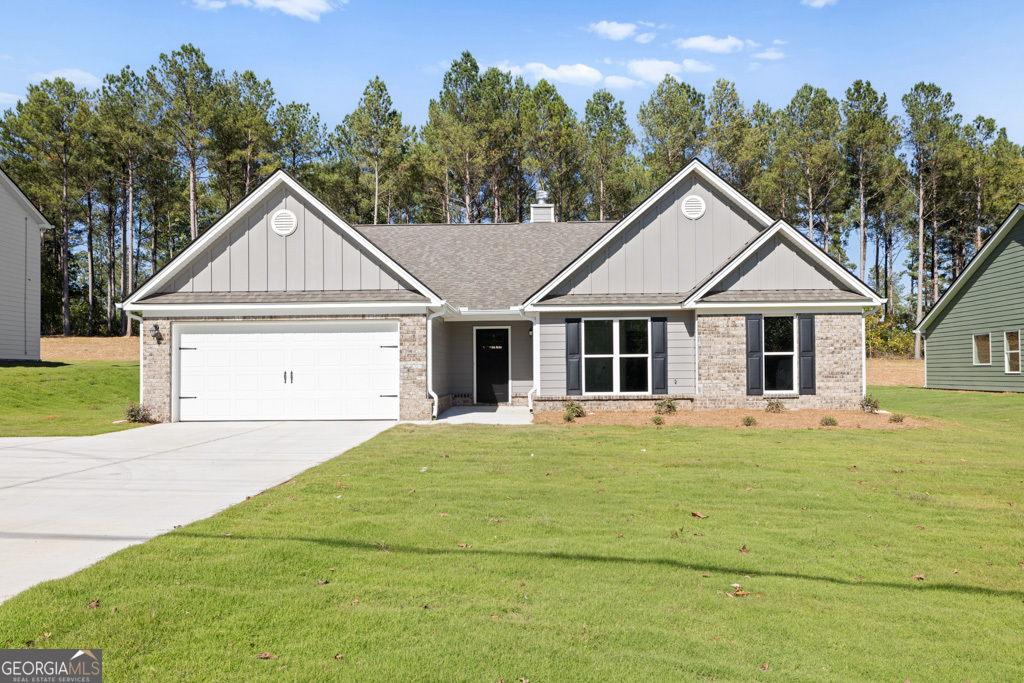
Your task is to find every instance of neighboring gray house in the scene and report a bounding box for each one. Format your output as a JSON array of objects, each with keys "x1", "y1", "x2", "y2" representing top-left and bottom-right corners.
[
  {"x1": 916, "y1": 204, "x2": 1024, "y2": 392},
  {"x1": 0, "y1": 167, "x2": 46, "y2": 361},
  {"x1": 121, "y1": 160, "x2": 883, "y2": 422}
]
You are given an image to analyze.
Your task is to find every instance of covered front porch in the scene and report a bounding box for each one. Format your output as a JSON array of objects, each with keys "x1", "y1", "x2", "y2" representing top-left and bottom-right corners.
[{"x1": 428, "y1": 316, "x2": 535, "y2": 417}]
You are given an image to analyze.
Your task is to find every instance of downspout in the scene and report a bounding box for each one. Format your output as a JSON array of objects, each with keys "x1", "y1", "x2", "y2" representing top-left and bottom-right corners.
[
  {"x1": 127, "y1": 311, "x2": 144, "y2": 405},
  {"x1": 426, "y1": 306, "x2": 445, "y2": 419},
  {"x1": 527, "y1": 311, "x2": 540, "y2": 412}
]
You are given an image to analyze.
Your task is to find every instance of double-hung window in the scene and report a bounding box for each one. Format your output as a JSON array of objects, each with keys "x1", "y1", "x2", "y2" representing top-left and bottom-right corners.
[
  {"x1": 973, "y1": 333, "x2": 991, "y2": 365},
  {"x1": 583, "y1": 319, "x2": 650, "y2": 393},
  {"x1": 1005, "y1": 331, "x2": 1020, "y2": 374},
  {"x1": 763, "y1": 316, "x2": 796, "y2": 392}
]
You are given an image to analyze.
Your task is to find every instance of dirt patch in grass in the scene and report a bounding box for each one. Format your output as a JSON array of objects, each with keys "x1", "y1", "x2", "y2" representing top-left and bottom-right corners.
[
  {"x1": 41, "y1": 336, "x2": 139, "y2": 361},
  {"x1": 534, "y1": 407, "x2": 927, "y2": 430},
  {"x1": 867, "y1": 357, "x2": 924, "y2": 387}
]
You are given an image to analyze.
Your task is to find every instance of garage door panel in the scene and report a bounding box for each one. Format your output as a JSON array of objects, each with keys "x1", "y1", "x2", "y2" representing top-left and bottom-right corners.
[{"x1": 177, "y1": 322, "x2": 400, "y2": 421}]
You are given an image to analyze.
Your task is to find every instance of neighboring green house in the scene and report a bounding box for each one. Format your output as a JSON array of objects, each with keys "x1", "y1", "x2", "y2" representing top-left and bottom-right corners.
[{"x1": 917, "y1": 204, "x2": 1024, "y2": 391}]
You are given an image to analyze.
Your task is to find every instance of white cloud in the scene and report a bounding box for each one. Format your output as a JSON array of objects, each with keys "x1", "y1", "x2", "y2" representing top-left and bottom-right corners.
[
  {"x1": 601, "y1": 57, "x2": 613, "y2": 64},
  {"x1": 492, "y1": 60, "x2": 524, "y2": 77},
  {"x1": 673, "y1": 34, "x2": 744, "y2": 53},
  {"x1": 753, "y1": 47, "x2": 785, "y2": 60},
  {"x1": 635, "y1": 32, "x2": 656, "y2": 44},
  {"x1": 29, "y1": 68, "x2": 102, "y2": 88},
  {"x1": 586, "y1": 21, "x2": 637, "y2": 40},
  {"x1": 638, "y1": 20, "x2": 655, "y2": 27},
  {"x1": 191, "y1": 0, "x2": 341, "y2": 21},
  {"x1": 525, "y1": 62, "x2": 604, "y2": 86},
  {"x1": 773, "y1": 39, "x2": 788, "y2": 45},
  {"x1": 625, "y1": 58, "x2": 711, "y2": 83},
  {"x1": 604, "y1": 75, "x2": 640, "y2": 89},
  {"x1": 745, "y1": 39, "x2": 761, "y2": 49},
  {"x1": 802, "y1": 0, "x2": 837, "y2": 7},
  {"x1": 0, "y1": 92, "x2": 19, "y2": 106},
  {"x1": 0, "y1": 54, "x2": 13, "y2": 60}
]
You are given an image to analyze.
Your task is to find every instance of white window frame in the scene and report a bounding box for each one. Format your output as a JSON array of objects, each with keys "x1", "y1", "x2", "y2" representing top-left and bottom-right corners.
[
  {"x1": 973, "y1": 333, "x2": 992, "y2": 366},
  {"x1": 581, "y1": 318, "x2": 652, "y2": 395},
  {"x1": 1004, "y1": 330, "x2": 1021, "y2": 374},
  {"x1": 763, "y1": 315, "x2": 799, "y2": 394}
]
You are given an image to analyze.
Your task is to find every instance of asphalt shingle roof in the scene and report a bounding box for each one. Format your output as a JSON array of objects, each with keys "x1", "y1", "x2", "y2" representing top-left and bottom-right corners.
[
  {"x1": 535, "y1": 293, "x2": 695, "y2": 306},
  {"x1": 356, "y1": 221, "x2": 615, "y2": 310},
  {"x1": 139, "y1": 290, "x2": 428, "y2": 304},
  {"x1": 699, "y1": 289, "x2": 870, "y2": 303}
]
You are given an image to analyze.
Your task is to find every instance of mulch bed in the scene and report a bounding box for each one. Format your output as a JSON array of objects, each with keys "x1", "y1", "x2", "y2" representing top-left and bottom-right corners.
[{"x1": 534, "y1": 407, "x2": 928, "y2": 430}]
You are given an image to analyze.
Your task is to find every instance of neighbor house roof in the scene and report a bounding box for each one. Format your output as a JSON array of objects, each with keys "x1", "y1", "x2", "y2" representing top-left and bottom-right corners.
[
  {"x1": 138, "y1": 290, "x2": 429, "y2": 305},
  {"x1": 356, "y1": 221, "x2": 615, "y2": 310}
]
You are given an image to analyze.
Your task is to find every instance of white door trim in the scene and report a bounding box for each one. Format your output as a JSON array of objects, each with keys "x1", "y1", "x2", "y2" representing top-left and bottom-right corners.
[{"x1": 473, "y1": 326, "x2": 512, "y2": 405}]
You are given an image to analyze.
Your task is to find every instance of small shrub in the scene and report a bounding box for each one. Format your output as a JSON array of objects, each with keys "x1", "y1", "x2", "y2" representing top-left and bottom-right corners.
[
  {"x1": 861, "y1": 394, "x2": 880, "y2": 413},
  {"x1": 889, "y1": 413, "x2": 905, "y2": 423},
  {"x1": 653, "y1": 398, "x2": 678, "y2": 415},
  {"x1": 651, "y1": 415, "x2": 665, "y2": 426},
  {"x1": 562, "y1": 399, "x2": 585, "y2": 420},
  {"x1": 742, "y1": 415, "x2": 757, "y2": 427},
  {"x1": 820, "y1": 415, "x2": 838, "y2": 427},
  {"x1": 125, "y1": 400, "x2": 152, "y2": 423},
  {"x1": 764, "y1": 398, "x2": 784, "y2": 414}
]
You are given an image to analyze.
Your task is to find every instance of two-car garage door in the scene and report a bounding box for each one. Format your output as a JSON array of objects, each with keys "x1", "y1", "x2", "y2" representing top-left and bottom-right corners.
[{"x1": 176, "y1": 321, "x2": 400, "y2": 421}]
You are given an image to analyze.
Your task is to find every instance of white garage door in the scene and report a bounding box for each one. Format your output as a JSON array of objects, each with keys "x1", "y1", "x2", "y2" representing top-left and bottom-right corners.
[{"x1": 176, "y1": 321, "x2": 400, "y2": 421}]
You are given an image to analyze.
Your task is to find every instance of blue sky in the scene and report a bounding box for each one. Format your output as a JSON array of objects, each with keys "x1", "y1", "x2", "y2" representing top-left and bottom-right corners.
[{"x1": 2, "y1": 0, "x2": 1023, "y2": 141}]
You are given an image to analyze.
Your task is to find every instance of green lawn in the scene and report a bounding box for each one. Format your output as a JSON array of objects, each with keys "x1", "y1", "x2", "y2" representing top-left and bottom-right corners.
[
  {"x1": 0, "y1": 360, "x2": 141, "y2": 436},
  {"x1": 1, "y1": 386, "x2": 1022, "y2": 681}
]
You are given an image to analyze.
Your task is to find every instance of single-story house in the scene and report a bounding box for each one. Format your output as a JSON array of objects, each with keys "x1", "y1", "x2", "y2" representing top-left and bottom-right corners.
[
  {"x1": 0, "y1": 167, "x2": 46, "y2": 361},
  {"x1": 916, "y1": 203, "x2": 1024, "y2": 391},
  {"x1": 120, "y1": 160, "x2": 883, "y2": 422}
]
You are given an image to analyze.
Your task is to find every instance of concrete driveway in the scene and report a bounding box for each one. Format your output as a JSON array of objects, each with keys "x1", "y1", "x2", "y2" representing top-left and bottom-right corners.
[{"x1": 0, "y1": 421, "x2": 391, "y2": 603}]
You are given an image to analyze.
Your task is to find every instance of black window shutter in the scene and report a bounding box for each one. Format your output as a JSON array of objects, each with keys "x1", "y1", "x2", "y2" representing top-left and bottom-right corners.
[
  {"x1": 798, "y1": 314, "x2": 816, "y2": 395},
  {"x1": 565, "y1": 318, "x2": 582, "y2": 396},
  {"x1": 651, "y1": 317, "x2": 668, "y2": 395},
  {"x1": 746, "y1": 314, "x2": 763, "y2": 396}
]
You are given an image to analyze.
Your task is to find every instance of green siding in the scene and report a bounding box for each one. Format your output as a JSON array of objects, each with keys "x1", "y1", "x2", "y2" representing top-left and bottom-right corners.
[{"x1": 924, "y1": 213, "x2": 1024, "y2": 391}]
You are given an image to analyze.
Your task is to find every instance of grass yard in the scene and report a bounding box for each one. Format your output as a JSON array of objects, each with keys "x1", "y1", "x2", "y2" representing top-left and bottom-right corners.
[
  {"x1": 1, "y1": 386, "x2": 1022, "y2": 680},
  {"x1": 0, "y1": 360, "x2": 141, "y2": 436}
]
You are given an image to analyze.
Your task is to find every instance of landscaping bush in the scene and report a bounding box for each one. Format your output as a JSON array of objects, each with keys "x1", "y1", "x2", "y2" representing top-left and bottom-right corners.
[
  {"x1": 889, "y1": 412, "x2": 906, "y2": 423},
  {"x1": 861, "y1": 394, "x2": 881, "y2": 413},
  {"x1": 125, "y1": 400, "x2": 152, "y2": 423},
  {"x1": 651, "y1": 415, "x2": 664, "y2": 426},
  {"x1": 562, "y1": 399, "x2": 585, "y2": 423},
  {"x1": 742, "y1": 415, "x2": 757, "y2": 427},
  {"x1": 820, "y1": 415, "x2": 838, "y2": 427},
  {"x1": 764, "y1": 398, "x2": 784, "y2": 413},
  {"x1": 653, "y1": 398, "x2": 678, "y2": 415}
]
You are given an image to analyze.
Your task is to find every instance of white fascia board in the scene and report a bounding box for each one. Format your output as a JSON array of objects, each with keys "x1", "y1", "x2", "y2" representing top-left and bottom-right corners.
[
  {"x1": 916, "y1": 204, "x2": 1024, "y2": 332},
  {"x1": 523, "y1": 160, "x2": 773, "y2": 307},
  {"x1": 124, "y1": 302, "x2": 431, "y2": 317},
  {"x1": 123, "y1": 171, "x2": 441, "y2": 306},
  {"x1": 683, "y1": 221, "x2": 884, "y2": 307},
  {"x1": 526, "y1": 304, "x2": 685, "y2": 313}
]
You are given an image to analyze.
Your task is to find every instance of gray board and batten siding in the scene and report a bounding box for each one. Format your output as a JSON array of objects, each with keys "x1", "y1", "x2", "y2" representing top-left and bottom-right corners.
[
  {"x1": 923, "y1": 210, "x2": 1024, "y2": 392},
  {"x1": 158, "y1": 187, "x2": 414, "y2": 296},
  {"x1": 711, "y1": 233, "x2": 849, "y2": 294},
  {"x1": 552, "y1": 175, "x2": 765, "y2": 298}
]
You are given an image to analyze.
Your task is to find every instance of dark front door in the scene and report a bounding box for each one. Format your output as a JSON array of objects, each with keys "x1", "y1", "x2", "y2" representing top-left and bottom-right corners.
[{"x1": 475, "y1": 328, "x2": 510, "y2": 403}]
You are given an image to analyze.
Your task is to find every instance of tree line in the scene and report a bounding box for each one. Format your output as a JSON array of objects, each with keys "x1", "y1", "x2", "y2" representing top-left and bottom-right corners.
[{"x1": 2, "y1": 45, "x2": 1022, "y2": 358}]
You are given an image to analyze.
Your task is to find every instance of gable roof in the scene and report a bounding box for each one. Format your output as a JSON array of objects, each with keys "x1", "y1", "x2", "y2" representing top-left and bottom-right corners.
[
  {"x1": 684, "y1": 220, "x2": 884, "y2": 306},
  {"x1": 122, "y1": 169, "x2": 441, "y2": 307},
  {"x1": 0, "y1": 166, "x2": 51, "y2": 226},
  {"x1": 356, "y1": 221, "x2": 614, "y2": 311},
  {"x1": 916, "y1": 203, "x2": 1024, "y2": 332},
  {"x1": 522, "y1": 159, "x2": 774, "y2": 307}
]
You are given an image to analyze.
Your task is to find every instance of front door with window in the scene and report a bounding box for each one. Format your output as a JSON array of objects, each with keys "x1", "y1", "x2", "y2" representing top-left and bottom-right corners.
[{"x1": 475, "y1": 328, "x2": 510, "y2": 403}]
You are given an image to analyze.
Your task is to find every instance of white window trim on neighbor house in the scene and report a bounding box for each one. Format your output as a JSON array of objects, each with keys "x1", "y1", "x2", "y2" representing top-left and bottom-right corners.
[
  {"x1": 973, "y1": 333, "x2": 992, "y2": 366},
  {"x1": 1004, "y1": 330, "x2": 1021, "y2": 374},
  {"x1": 581, "y1": 317, "x2": 652, "y2": 395},
  {"x1": 763, "y1": 314, "x2": 799, "y2": 395}
]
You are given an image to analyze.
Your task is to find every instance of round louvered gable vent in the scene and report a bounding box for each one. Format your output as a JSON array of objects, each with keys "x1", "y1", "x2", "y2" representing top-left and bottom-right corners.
[
  {"x1": 680, "y1": 195, "x2": 706, "y2": 220},
  {"x1": 271, "y1": 209, "x2": 298, "y2": 236}
]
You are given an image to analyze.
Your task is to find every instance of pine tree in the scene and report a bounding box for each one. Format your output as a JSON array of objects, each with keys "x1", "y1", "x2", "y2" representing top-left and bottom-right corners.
[
  {"x1": 637, "y1": 76, "x2": 706, "y2": 187},
  {"x1": 584, "y1": 89, "x2": 636, "y2": 220}
]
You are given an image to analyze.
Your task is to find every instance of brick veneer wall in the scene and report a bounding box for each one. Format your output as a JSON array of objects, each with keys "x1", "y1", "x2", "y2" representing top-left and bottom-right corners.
[
  {"x1": 695, "y1": 313, "x2": 863, "y2": 410},
  {"x1": 533, "y1": 394, "x2": 695, "y2": 413},
  {"x1": 141, "y1": 314, "x2": 431, "y2": 423}
]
